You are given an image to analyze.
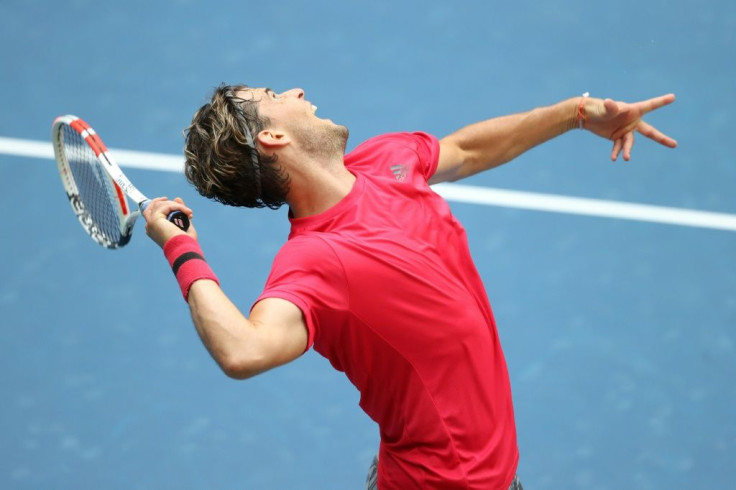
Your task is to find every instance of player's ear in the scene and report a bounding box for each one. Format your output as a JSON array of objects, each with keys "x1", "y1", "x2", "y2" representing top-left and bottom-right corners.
[{"x1": 257, "y1": 129, "x2": 290, "y2": 149}]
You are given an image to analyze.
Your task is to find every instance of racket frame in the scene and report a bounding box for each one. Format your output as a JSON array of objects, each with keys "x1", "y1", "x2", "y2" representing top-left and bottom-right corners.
[{"x1": 52, "y1": 115, "x2": 150, "y2": 248}]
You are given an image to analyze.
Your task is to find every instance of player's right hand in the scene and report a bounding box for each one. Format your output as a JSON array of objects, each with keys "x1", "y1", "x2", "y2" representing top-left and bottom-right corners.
[{"x1": 143, "y1": 197, "x2": 197, "y2": 248}]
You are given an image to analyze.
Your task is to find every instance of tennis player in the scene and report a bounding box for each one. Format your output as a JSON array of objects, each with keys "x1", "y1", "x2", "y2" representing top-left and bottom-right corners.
[{"x1": 143, "y1": 86, "x2": 676, "y2": 489}]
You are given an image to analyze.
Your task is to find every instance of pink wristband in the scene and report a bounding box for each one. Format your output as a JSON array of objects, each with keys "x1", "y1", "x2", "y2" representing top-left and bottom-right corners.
[{"x1": 163, "y1": 234, "x2": 220, "y2": 302}]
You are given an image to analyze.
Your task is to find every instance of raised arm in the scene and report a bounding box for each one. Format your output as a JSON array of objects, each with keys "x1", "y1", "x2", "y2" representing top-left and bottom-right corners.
[
  {"x1": 186, "y1": 281, "x2": 307, "y2": 379},
  {"x1": 143, "y1": 197, "x2": 308, "y2": 379},
  {"x1": 430, "y1": 93, "x2": 677, "y2": 185}
]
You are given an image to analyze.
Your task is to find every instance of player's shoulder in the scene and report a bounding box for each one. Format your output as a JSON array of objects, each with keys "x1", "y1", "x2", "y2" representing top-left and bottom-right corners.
[
  {"x1": 268, "y1": 234, "x2": 345, "y2": 283},
  {"x1": 275, "y1": 234, "x2": 337, "y2": 264},
  {"x1": 349, "y1": 131, "x2": 436, "y2": 155},
  {"x1": 346, "y1": 131, "x2": 439, "y2": 181}
]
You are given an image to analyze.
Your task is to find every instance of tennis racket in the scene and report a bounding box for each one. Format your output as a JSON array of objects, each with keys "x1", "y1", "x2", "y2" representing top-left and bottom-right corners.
[{"x1": 52, "y1": 115, "x2": 189, "y2": 249}]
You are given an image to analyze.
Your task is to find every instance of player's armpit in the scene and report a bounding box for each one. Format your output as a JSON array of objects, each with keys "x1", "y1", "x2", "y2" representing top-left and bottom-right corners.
[
  {"x1": 248, "y1": 297, "x2": 309, "y2": 372},
  {"x1": 429, "y1": 138, "x2": 468, "y2": 185},
  {"x1": 187, "y1": 282, "x2": 307, "y2": 379}
]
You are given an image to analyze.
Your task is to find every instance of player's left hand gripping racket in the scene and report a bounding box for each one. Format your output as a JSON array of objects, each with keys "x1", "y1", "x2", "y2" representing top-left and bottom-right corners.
[{"x1": 52, "y1": 115, "x2": 189, "y2": 249}]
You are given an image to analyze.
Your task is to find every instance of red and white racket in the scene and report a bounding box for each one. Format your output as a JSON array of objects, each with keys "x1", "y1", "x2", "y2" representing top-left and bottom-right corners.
[{"x1": 51, "y1": 115, "x2": 189, "y2": 248}]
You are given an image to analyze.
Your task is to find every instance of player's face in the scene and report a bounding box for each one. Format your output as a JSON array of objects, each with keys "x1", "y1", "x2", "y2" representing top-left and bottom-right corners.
[
  {"x1": 237, "y1": 87, "x2": 319, "y2": 129},
  {"x1": 239, "y1": 87, "x2": 348, "y2": 155}
]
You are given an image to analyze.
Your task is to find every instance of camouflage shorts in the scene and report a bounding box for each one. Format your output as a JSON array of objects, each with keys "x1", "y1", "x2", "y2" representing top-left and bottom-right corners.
[{"x1": 365, "y1": 455, "x2": 524, "y2": 489}]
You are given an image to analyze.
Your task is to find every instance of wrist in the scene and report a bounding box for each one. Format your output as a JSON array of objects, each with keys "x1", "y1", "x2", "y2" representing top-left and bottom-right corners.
[
  {"x1": 154, "y1": 229, "x2": 186, "y2": 249},
  {"x1": 163, "y1": 234, "x2": 220, "y2": 302},
  {"x1": 568, "y1": 92, "x2": 590, "y2": 131}
]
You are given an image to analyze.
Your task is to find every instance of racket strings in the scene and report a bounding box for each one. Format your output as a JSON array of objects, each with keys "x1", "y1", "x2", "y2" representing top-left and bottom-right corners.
[{"x1": 61, "y1": 125, "x2": 127, "y2": 246}]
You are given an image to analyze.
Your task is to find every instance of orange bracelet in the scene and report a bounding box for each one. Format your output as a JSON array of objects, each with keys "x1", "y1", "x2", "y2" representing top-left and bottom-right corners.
[{"x1": 577, "y1": 92, "x2": 590, "y2": 129}]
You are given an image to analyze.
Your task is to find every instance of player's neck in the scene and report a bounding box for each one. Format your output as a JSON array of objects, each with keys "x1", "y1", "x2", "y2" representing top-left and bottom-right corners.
[{"x1": 286, "y1": 157, "x2": 356, "y2": 219}]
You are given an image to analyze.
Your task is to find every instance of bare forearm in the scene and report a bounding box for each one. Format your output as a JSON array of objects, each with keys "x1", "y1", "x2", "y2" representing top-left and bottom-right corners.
[
  {"x1": 186, "y1": 281, "x2": 307, "y2": 379},
  {"x1": 142, "y1": 200, "x2": 308, "y2": 379},
  {"x1": 187, "y1": 280, "x2": 262, "y2": 379},
  {"x1": 437, "y1": 98, "x2": 578, "y2": 182}
]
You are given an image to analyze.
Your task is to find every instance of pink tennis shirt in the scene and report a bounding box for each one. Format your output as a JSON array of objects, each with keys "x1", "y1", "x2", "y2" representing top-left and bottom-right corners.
[{"x1": 257, "y1": 132, "x2": 518, "y2": 489}]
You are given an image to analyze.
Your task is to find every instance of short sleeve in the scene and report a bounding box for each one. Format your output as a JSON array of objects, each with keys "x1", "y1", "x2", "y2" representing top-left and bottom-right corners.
[
  {"x1": 344, "y1": 132, "x2": 440, "y2": 183},
  {"x1": 254, "y1": 236, "x2": 348, "y2": 351},
  {"x1": 409, "y1": 131, "x2": 441, "y2": 181}
]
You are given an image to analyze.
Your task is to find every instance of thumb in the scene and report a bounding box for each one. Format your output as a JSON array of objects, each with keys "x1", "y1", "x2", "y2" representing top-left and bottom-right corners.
[{"x1": 601, "y1": 98, "x2": 619, "y2": 120}]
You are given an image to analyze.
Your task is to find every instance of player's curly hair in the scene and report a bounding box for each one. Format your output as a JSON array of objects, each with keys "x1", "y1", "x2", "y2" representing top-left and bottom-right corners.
[{"x1": 183, "y1": 84, "x2": 290, "y2": 209}]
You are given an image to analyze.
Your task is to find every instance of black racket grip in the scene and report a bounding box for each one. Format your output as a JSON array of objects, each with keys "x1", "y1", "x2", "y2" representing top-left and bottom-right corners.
[
  {"x1": 167, "y1": 211, "x2": 190, "y2": 231},
  {"x1": 139, "y1": 200, "x2": 190, "y2": 231}
]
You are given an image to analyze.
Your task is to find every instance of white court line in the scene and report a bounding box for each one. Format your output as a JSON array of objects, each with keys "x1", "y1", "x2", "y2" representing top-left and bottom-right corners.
[
  {"x1": 0, "y1": 136, "x2": 184, "y2": 172},
  {"x1": 2, "y1": 136, "x2": 735, "y2": 232},
  {"x1": 434, "y1": 184, "x2": 736, "y2": 232}
]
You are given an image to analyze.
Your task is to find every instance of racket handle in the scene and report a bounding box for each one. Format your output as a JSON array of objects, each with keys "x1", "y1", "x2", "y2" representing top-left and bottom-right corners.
[
  {"x1": 167, "y1": 210, "x2": 190, "y2": 231},
  {"x1": 139, "y1": 200, "x2": 190, "y2": 231}
]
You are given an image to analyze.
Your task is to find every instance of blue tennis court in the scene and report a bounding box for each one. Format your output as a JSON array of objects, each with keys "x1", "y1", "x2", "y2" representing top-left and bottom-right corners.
[{"x1": 1, "y1": 1, "x2": 734, "y2": 488}]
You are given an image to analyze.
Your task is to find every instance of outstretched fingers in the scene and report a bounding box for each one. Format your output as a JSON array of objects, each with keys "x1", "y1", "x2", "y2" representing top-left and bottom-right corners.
[
  {"x1": 637, "y1": 120, "x2": 678, "y2": 148},
  {"x1": 636, "y1": 93, "x2": 676, "y2": 116},
  {"x1": 602, "y1": 93, "x2": 676, "y2": 161},
  {"x1": 610, "y1": 132, "x2": 635, "y2": 161},
  {"x1": 611, "y1": 138, "x2": 623, "y2": 161},
  {"x1": 622, "y1": 132, "x2": 635, "y2": 161}
]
